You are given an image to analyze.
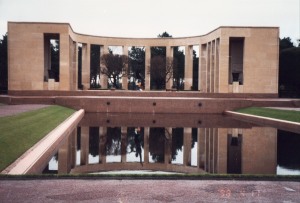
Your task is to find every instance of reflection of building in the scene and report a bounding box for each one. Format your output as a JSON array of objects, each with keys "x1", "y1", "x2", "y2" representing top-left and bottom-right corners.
[
  {"x1": 46, "y1": 125, "x2": 277, "y2": 175},
  {"x1": 199, "y1": 127, "x2": 277, "y2": 174},
  {"x1": 8, "y1": 22, "x2": 278, "y2": 94}
]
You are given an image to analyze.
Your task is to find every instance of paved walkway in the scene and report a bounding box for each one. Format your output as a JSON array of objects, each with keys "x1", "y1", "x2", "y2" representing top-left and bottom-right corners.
[
  {"x1": 0, "y1": 104, "x2": 50, "y2": 117},
  {"x1": 0, "y1": 179, "x2": 299, "y2": 202}
]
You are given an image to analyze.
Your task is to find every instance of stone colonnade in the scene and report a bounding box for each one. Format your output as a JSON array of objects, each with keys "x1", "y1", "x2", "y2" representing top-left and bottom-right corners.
[
  {"x1": 80, "y1": 44, "x2": 199, "y2": 91},
  {"x1": 8, "y1": 22, "x2": 279, "y2": 94}
]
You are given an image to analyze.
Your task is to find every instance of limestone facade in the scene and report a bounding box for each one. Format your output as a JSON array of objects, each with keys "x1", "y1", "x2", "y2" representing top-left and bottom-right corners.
[{"x1": 8, "y1": 22, "x2": 279, "y2": 93}]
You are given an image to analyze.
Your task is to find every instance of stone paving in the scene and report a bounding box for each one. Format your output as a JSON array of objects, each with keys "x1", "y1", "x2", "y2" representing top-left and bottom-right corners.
[
  {"x1": 0, "y1": 179, "x2": 299, "y2": 202},
  {"x1": 0, "y1": 104, "x2": 50, "y2": 117}
]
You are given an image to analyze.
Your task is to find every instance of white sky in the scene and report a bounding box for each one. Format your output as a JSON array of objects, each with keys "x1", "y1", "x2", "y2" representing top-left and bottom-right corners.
[{"x1": 0, "y1": 0, "x2": 299, "y2": 44}]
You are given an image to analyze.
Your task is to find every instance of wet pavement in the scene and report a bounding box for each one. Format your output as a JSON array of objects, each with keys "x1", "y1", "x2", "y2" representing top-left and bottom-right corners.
[{"x1": 0, "y1": 179, "x2": 299, "y2": 202}]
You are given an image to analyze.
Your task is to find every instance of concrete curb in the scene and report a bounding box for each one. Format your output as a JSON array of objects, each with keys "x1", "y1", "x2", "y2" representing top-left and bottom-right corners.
[
  {"x1": 2, "y1": 109, "x2": 85, "y2": 175},
  {"x1": 225, "y1": 111, "x2": 300, "y2": 134}
]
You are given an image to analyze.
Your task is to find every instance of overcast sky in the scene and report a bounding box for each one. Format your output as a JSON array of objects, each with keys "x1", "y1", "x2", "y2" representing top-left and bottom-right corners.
[{"x1": 0, "y1": 0, "x2": 299, "y2": 44}]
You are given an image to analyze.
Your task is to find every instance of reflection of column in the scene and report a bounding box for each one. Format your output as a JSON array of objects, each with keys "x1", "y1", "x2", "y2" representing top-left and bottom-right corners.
[
  {"x1": 213, "y1": 128, "x2": 218, "y2": 173},
  {"x1": 100, "y1": 45, "x2": 108, "y2": 89},
  {"x1": 145, "y1": 46, "x2": 151, "y2": 90},
  {"x1": 99, "y1": 127, "x2": 107, "y2": 164},
  {"x1": 144, "y1": 127, "x2": 150, "y2": 163},
  {"x1": 80, "y1": 127, "x2": 89, "y2": 165},
  {"x1": 58, "y1": 135, "x2": 71, "y2": 174},
  {"x1": 70, "y1": 128, "x2": 77, "y2": 168},
  {"x1": 198, "y1": 128, "x2": 205, "y2": 169},
  {"x1": 166, "y1": 46, "x2": 173, "y2": 90},
  {"x1": 205, "y1": 128, "x2": 209, "y2": 171},
  {"x1": 209, "y1": 128, "x2": 214, "y2": 173},
  {"x1": 184, "y1": 45, "x2": 193, "y2": 90},
  {"x1": 122, "y1": 46, "x2": 128, "y2": 90},
  {"x1": 164, "y1": 128, "x2": 172, "y2": 164},
  {"x1": 183, "y1": 128, "x2": 192, "y2": 166},
  {"x1": 121, "y1": 127, "x2": 127, "y2": 163},
  {"x1": 82, "y1": 43, "x2": 90, "y2": 89}
]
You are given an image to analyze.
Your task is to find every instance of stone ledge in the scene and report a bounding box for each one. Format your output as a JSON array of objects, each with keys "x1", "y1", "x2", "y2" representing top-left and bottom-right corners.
[{"x1": 225, "y1": 111, "x2": 300, "y2": 134}]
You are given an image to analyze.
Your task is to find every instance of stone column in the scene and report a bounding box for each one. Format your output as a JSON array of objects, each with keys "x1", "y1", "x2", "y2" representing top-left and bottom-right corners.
[
  {"x1": 144, "y1": 127, "x2": 150, "y2": 163},
  {"x1": 82, "y1": 43, "x2": 90, "y2": 90},
  {"x1": 219, "y1": 37, "x2": 229, "y2": 93},
  {"x1": 166, "y1": 46, "x2": 173, "y2": 90},
  {"x1": 198, "y1": 45, "x2": 202, "y2": 91},
  {"x1": 207, "y1": 42, "x2": 211, "y2": 93},
  {"x1": 184, "y1": 45, "x2": 193, "y2": 90},
  {"x1": 121, "y1": 127, "x2": 127, "y2": 163},
  {"x1": 183, "y1": 128, "x2": 192, "y2": 166},
  {"x1": 100, "y1": 45, "x2": 109, "y2": 89},
  {"x1": 71, "y1": 41, "x2": 78, "y2": 91},
  {"x1": 200, "y1": 44, "x2": 207, "y2": 92},
  {"x1": 80, "y1": 127, "x2": 89, "y2": 165},
  {"x1": 122, "y1": 46, "x2": 128, "y2": 90},
  {"x1": 59, "y1": 34, "x2": 71, "y2": 90},
  {"x1": 145, "y1": 46, "x2": 151, "y2": 91},
  {"x1": 99, "y1": 127, "x2": 107, "y2": 164},
  {"x1": 210, "y1": 41, "x2": 215, "y2": 93}
]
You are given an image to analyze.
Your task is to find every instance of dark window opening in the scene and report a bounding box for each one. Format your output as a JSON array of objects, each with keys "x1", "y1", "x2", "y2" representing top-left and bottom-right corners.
[
  {"x1": 229, "y1": 37, "x2": 244, "y2": 85},
  {"x1": 90, "y1": 44, "x2": 100, "y2": 88},
  {"x1": 44, "y1": 33, "x2": 60, "y2": 82}
]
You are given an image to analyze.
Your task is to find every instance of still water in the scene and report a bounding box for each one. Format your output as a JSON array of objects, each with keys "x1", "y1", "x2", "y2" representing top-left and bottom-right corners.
[{"x1": 43, "y1": 113, "x2": 300, "y2": 175}]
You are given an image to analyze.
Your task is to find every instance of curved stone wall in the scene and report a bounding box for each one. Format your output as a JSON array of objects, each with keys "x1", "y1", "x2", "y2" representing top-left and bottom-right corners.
[{"x1": 8, "y1": 22, "x2": 279, "y2": 94}]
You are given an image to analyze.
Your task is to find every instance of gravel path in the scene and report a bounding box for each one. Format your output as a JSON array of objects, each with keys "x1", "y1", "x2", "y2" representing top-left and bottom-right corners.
[{"x1": 0, "y1": 104, "x2": 50, "y2": 117}]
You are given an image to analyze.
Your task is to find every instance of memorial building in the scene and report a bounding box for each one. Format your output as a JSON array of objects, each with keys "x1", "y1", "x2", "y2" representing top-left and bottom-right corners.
[{"x1": 7, "y1": 22, "x2": 279, "y2": 95}]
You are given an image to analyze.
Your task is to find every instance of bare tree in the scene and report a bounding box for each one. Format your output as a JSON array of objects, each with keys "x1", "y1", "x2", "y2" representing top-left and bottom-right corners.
[
  {"x1": 149, "y1": 56, "x2": 177, "y2": 90},
  {"x1": 100, "y1": 53, "x2": 129, "y2": 89}
]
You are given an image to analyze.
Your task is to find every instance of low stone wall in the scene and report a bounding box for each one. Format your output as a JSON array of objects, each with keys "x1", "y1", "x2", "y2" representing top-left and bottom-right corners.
[
  {"x1": 8, "y1": 90, "x2": 278, "y2": 98},
  {"x1": 2, "y1": 91, "x2": 299, "y2": 113},
  {"x1": 3, "y1": 109, "x2": 84, "y2": 174},
  {"x1": 55, "y1": 96, "x2": 255, "y2": 114}
]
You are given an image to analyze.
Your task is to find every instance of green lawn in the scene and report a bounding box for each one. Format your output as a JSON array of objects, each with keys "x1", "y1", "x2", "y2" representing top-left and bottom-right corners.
[
  {"x1": 236, "y1": 107, "x2": 300, "y2": 123},
  {"x1": 0, "y1": 105, "x2": 75, "y2": 172}
]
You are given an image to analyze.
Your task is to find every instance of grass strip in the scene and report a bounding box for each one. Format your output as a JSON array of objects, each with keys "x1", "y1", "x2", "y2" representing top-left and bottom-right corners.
[
  {"x1": 236, "y1": 107, "x2": 300, "y2": 123},
  {"x1": 0, "y1": 105, "x2": 75, "y2": 171}
]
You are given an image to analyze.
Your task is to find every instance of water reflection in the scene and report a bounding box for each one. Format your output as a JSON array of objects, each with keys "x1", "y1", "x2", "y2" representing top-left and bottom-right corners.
[{"x1": 42, "y1": 113, "x2": 300, "y2": 175}]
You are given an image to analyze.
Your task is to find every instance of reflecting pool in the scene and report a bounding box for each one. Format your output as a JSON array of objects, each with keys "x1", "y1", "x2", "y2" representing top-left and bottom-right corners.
[{"x1": 42, "y1": 113, "x2": 300, "y2": 175}]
